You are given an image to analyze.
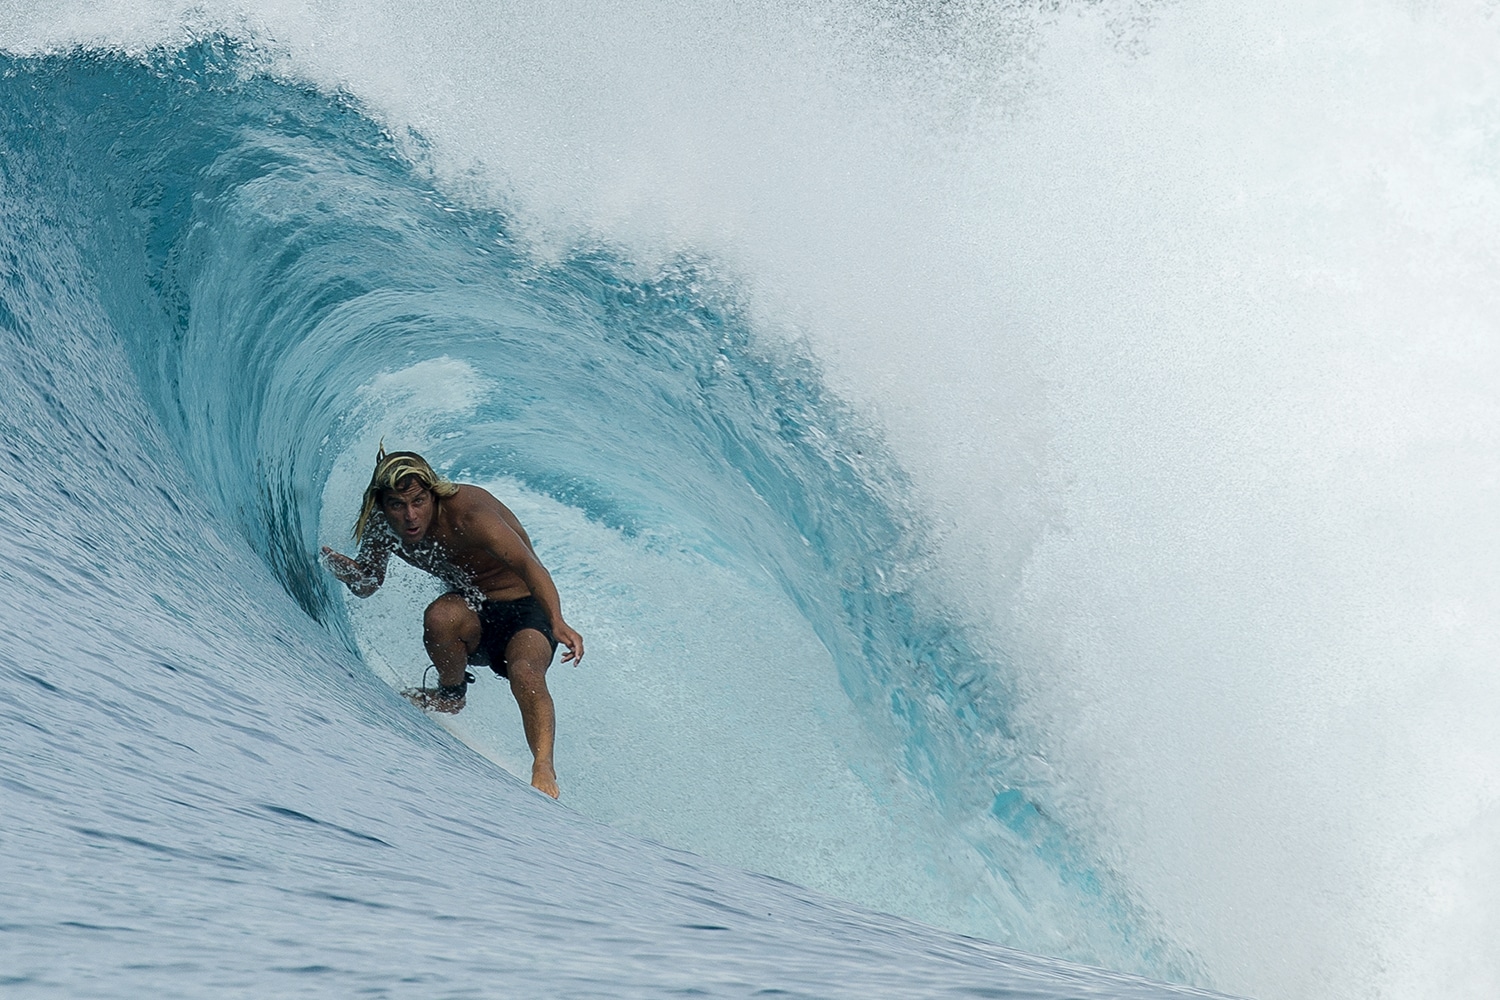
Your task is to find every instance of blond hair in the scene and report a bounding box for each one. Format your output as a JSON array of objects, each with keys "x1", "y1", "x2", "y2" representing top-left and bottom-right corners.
[{"x1": 352, "y1": 445, "x2": 460, "y2": 540}]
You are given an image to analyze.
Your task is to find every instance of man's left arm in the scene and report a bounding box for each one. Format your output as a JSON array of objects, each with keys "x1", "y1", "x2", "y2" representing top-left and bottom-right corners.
[{"x1": 478, "y1": 519, "x2": 584, "y2": 665}]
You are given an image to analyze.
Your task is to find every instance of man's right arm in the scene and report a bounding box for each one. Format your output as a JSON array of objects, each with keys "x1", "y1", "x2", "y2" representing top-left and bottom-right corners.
[{"x1": 321, "y1": 530, "x2": 389, "y2": 598}]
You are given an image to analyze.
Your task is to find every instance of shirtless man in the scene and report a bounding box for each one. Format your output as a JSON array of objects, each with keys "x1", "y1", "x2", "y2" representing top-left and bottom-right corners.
[{"x1": 322, "y1": 449, "x2": 583, "y2": 798}]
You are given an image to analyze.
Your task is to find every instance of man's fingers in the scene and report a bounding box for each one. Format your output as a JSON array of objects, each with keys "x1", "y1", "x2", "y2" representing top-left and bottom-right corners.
[
  {"x1": 320, "y1": 548, "x2": 365, "y2": 587},
  {"x1": 322, "y1": 548, "x2": 355, "y2": 570},
  {"x1": 553, "y1": 623, "x2": 582, "y2": 665}
]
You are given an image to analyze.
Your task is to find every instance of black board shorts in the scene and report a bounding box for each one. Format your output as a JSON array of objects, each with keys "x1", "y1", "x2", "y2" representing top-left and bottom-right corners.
[{"x1": 469, "y1": 595, "x2": 558, "y2": 678}]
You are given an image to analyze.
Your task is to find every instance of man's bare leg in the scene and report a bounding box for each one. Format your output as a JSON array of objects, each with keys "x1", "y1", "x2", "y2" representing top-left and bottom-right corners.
[
  {"x1": 419, "y1": 594, "x2": 481, "y2": 713},
  {"x1": 504, "y1": 630, "x2": 559, "y2": 798}
]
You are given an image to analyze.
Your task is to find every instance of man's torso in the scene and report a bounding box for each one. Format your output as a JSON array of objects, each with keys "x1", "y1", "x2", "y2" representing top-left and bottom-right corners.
[{"x1": 387, "y1": 485, "x2": 535, "y2": 602}]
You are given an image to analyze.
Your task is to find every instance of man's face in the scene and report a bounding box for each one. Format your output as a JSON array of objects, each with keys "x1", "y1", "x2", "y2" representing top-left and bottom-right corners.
[{"x1": 381, "y1": 478, "x2": 436, "y2": 543}]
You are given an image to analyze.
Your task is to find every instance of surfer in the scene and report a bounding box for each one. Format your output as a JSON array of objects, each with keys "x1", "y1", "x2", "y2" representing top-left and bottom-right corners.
[{"x1": 321, "y1": 448, "x2": 583, "y2": 798}]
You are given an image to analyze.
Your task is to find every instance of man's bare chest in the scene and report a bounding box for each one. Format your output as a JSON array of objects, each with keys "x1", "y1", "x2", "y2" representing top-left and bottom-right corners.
[{"x1": 395, "y1": 534, "x2": 503, "y2": 581}]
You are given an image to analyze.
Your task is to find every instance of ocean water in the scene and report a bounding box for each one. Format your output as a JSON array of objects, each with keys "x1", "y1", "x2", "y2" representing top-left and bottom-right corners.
[{"x1": 3, "y1": 3, "x2": 1498, "y2": 999}]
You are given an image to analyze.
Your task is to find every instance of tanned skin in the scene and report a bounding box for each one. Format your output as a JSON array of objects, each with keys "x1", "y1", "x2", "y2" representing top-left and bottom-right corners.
[{"x1": 323, "y1": 478, "x2": 583, "y2": 798}]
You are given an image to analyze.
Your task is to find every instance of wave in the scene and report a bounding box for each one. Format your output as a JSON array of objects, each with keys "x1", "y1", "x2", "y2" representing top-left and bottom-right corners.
[
  {"x1": 6, "y1": 1, "x2": 1500, "y2": 996},
  {"x1": 0, "y1": 38, "x2": 1207, "y2": 995}
]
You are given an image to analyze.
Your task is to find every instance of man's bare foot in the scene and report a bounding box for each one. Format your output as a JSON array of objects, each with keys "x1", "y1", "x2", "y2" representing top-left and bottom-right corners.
[{"x1": 531, "y1": 762, "x2": 559, "y2": 798}]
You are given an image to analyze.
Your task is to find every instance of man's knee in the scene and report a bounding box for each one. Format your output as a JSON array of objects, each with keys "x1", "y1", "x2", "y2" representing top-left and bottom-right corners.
[
  {"x1": 507, "y1": 656, "x2": 550, "y2": 689},
  {"x1": 424, "y1": 595, "x2": 477, "y2": 642},
  {"x1": 504, "y1": 632, "x2": 554, "y2": 678},
  {"x1": 505, "y1": 645, "x2": 553, "y2": 699}
]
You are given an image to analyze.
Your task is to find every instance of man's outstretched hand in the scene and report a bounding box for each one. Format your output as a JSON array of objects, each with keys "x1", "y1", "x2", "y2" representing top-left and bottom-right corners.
[{"x1": 321, "y1": 546, "x2": 377, "y2": 596}]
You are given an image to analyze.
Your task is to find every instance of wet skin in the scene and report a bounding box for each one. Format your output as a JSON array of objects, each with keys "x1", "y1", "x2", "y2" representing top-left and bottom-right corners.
[{"x1": 323, "y1": 479, "x2": 583, "y2": 798}]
